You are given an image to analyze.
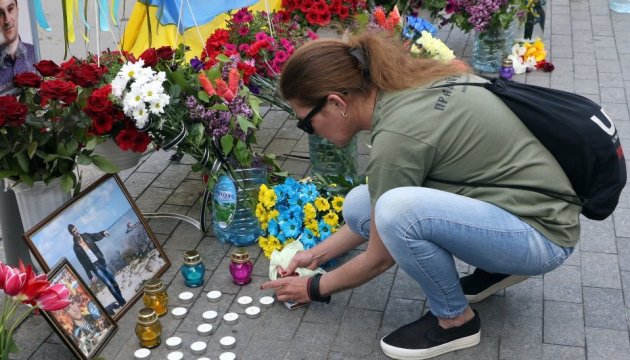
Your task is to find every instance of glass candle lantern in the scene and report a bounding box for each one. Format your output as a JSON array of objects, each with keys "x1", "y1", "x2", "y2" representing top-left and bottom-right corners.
[
  {"x1": 229, "y1": 248, "x2": 253, "y2": 285},
  {"x1": 500, "y1": 58, "x2": 514, "y2": 80},
  {"x1": 135, "y1": 308, "x2": 162, "y2": 348},
  {"x1": 180, "y1": 250, "x2": 206, "y2": 287},
  {"x1": 143, "y1": 279, "x2": 169, "y2": 316}
]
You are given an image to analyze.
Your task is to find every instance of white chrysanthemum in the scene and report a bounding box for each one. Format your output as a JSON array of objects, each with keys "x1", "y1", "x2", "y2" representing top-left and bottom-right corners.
[
  {"x1": 152, "y1": 71, "x2": 166, "y2": 83},
  {"x1": 119, "y1": 61, "x2": 144, "y2": 82},
  {"x1": 131, "y1": 104, "x2": 149, "y2": 128},
  {"x1": 149, "y1": 93, "x2": 170, "y2": 115},
  {"x1": 111, "y1": 75, "x2": 128, "y2": 98},
  {"x1": 141, "y1": 81, "x2": 163, "y2": 103},
  {"x1": 123, "y1": 88, "x2": 144, "y2": 110}
]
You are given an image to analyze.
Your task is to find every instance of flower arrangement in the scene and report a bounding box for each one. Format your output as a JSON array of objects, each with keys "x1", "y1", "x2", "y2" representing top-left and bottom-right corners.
[
  {"x1": 422, "y1": 0, "x2": 522, "y2": 35},
  {"x1": 256, "y1": 177, "x2": 345, "y2": 258},
  {"x1": 199, "y1": 8, "x2": 314, "y2": 79},
  {"x1": 507, "y1": 37, "x2": 553, "y2": 74},
  {"x1": 0, "y1": 58, "x2": 117, "y2": 191},
  {"x1": 409, "y1": 30, "x2": 455, "y2": 62},
  {"x1": 281, "y1": 0, "x2": 368, "y2": 30},
  {"x1": 1, "y1": 260, "x2": 71, "y2": 359}
]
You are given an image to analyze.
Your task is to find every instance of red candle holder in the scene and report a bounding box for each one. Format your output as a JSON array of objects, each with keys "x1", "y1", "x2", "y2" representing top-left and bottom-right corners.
[{"x1": 229, "y1": 248, "x2": 253, "y2": 285}]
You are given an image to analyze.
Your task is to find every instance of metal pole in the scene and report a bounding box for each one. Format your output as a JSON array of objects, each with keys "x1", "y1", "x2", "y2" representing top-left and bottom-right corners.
[{"x1": 0, "y1": 187, "x2": 32, "y2": 267}]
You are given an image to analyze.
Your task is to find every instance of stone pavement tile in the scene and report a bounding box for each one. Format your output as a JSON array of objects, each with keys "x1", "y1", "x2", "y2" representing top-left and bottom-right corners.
[
  {"x1": 597, "y1": 58, "x2": 622, "y2": 73},
  {"x1": 550, "y1": 74, "x2": 575, "y2": 92},
  {"x1": 579, "y1": 218, "x2": 617, "y2": 253},
  {"x1": 256, "y1": 128, "x2": 279, "y2": 150},
  {"x1": 543, "y1": 300, "x2": 585, "y2": 346},
  {"x1": 262, "y1": 110, "x2": 290, "y2": 129},
  {"x1": 281, "y1": 157, "x2": 311, "y2": 178},
  {"x1": 599, "y1": 72, "x2": 626, "y2": 87},
  {"x1": 585, "y1": 327, "x2": 630, "y2": 360},
  {"x1": 12, "y1": 315, "x2": 57, "y2": 360},
  {"x1": 134, "y1": 149, "x2": 175, "y2": 173},
  {"x1": 600, "y1": 87, "x2": 627, "y2": 103},
  {"x1": 241, "y1": 337, "x2": 291, "y2": 360},
  {"x1": 583, "y1": 287, "x2": 627, "y2": 330},
  {"x1": 135, "y1": 186, "x2": 173, "y2": 213},
  {"x1": 601, "y1": 102, "x2": 630, "y2": 121},
  {"x1": 293, "y1": 134, "x2": 310, "y2": 153},
  {"x1": 379, "y1": 297, "x2": 424, "y2": 335},
  {"x1": 302, "y1": 290, "x2": 351, "y2": 325},
  {"x1": 253, "y1": 299, "x2": 305, "y2": 340},
  {"x1": 574, "y1": 79, "x2": 600, "y2": 94},
  {"x1": 499, "y1": 315, "x2": 543, "y2": 360},
  {"x1": 148, "y1": 204, "x2": 189, "y2": 235},
  {"x1": 163, "y1": 220, "x2": 205, "y2": 252},
  {"x1": 563, "y1": 242, "x2": 581, "y2": 266},
  {"x1": 574, "y1": 64, "x2": 598, "y2": 80},
  {"x1": 543, "y1": 265, "x2": 582, "y2": 303},
  {"x1": 151, "y1": 164, "x2": 191, "y2": 188},
  {"x1": 283, "y1": 322, "x2": 337, "y2": 360},
  {"x1": 266, "y1": 138, "x2": 299, "y2": 157},
  {"x1": 542, "y1": 344, "x2": 586, "y2": 360},
  {"x1": 26, "y1": 342, "x2": 73, "y2": 360},
  {"x1": 205, "y1": 256, "x2": 250, "y2": 295},
  {"x1": 165, "y1": 178, "x2": 204, "y2": 207},
  {"x1": 578, "y1": 93, "x2": 601, "y2": 105},
  {"x1": 123, "y1": 172, "x2": 159, "y2": 198},
  {"x1": 195, "y1": 236, "x2": 231, "y2": 272},
  {"x1": 471, "y1": 296, "x2": 504, "y2": 339},
  {"x1": 551, "y1": 15, "x2": 571, "y2": 35},
  {"x1": 580, "y1": 252, "x2": 621, "y2": 288},
  {"x1": 390, "y1": 267, "x2": 426, "y2": 301},
  {"x1": 503, "y1": 277, "x2": 543, "y2": 319},
  {"x1": 622, "y1": 271, "x2": 630, "y2": 308},
  {"x1": 276, "y1": 125, "x2": 304, "y2": 140},
  {"x1": 331, "y1": 308, "x2": 381, "y2": 357},
  {"x1": 618, "y1": 237, "x2": 630, "y2": 273},
  {"x1": 613, "y1": 208, "x2": 630, "y2": 238},
  {"x1": 348, "y1": 272, "x2": 394, "y2": 311}
]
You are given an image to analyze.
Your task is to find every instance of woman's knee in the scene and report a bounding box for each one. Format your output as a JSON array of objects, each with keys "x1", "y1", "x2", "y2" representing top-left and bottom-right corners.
[{"x1": 343, "y1": 185, "x2": 371, "y2": 237}]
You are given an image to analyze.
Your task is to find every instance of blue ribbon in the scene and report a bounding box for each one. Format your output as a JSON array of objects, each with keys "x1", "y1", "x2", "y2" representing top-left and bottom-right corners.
[
  {"x1": 34, "y1": 0, "x2": 52, "y2": 31},
  {"x1": 402, "y1": 16, "x2": 438, "y2": 40}
]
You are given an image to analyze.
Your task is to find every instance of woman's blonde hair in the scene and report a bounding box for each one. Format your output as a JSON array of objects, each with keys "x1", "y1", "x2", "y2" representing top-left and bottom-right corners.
[{"x1": 279, "y1": 31, "x2": 470, "y2": 106}]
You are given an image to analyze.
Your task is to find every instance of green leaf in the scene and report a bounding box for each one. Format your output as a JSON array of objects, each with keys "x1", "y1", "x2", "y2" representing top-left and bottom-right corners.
[
  {"x1": 85, "y1": 137, "x2": 99, "y2": 151},
  {"x1": 67, "y1": 139, "x2": 79, "y2": 155},
  {"x1": 16, "y1": 152, "x2": 29, "y2": 173},
  {"x1": 44, "y1": 154, "x2": 59, "y2": 162},
  {"x1": 206, "y1": 66, "x2": 221, "y2": 81},
  {"x1": 91, "y1": 155, "x2": 120, "y2": 173},
  {"x1": 215, "y1": 54, "x2": 230, "y2": 63},
  {"x1": 57, "y1": 143, "x2": 69, "y2": 157},
  {"x1": 234, "y1": 140, "x2": 250, "y2": 165},
  {"x1": 0, "y1": 148, "x2": 11, "y2": 160},
  {"x1": 0, "y1": 169, "x2": 18, "y2": 179},
  {"x1": 220, "y1": 134, "x2": 234, "y2": 156},
  {"x1": 236, "y1": 115, "x2": 256, "y2": 132},
  {"x1": 210, "y1": 103, "x2": 228, "y2": 111},
  {"x1": 60, "y1": 173, "x2": 74, "y2": 193},
  {"x1": 19, "y1": 173, "x2": 33, "y2": 186},
  {"x1": 197, "y1": 90, "x2": 210, "y2": 103},
  {"x1": 77, "y1": 153, "x2": 92, "y2": 165},
  {"x1": 27, "y1": 141, "x2": 38, "y2": 159}
]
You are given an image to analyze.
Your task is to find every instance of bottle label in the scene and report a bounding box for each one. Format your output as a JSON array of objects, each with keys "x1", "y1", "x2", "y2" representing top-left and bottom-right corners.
[{"x1": 213, "y1": 175, "x2": 237, "y2": 229}]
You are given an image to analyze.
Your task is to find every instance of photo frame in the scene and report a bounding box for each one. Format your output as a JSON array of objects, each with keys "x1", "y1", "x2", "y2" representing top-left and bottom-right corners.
[
  {"x1": 0, "y1": 0, "x2": 42, "y2": 94},
  {"x1": 42, "y1": 259, "x2": 117, "y2": 360},
  {"x1": 25, "y1": 174, "x2": 170, "y2": 320}
]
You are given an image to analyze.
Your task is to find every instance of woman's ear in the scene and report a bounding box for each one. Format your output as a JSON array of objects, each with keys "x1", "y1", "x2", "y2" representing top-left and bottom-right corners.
[{"x1": 327, "y1": 94, "x2": 347, "y2": 113}]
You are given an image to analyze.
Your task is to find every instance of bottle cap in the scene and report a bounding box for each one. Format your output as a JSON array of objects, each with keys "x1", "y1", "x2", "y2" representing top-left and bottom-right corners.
[
  {"x1": 137, "y1": 308, "x2": 158, "y2": 325},
  {"x1": 183, "y1": 250, "x2": 201, "y2": 265},
  {"x1": 143, "y1": 279, "x2": 164, "y2": 294},
  {"x1": 502, "y1": 58, "x2": 513, "y2": 67},
  {"x1": 231, "y1": 248, "x2": 250, "y2": 264}
]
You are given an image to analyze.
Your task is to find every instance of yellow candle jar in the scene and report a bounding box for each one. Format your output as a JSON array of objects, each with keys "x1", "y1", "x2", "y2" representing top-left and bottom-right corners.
[
  {"x1": 143, "y1": 279, "x2": 169, "y2": 316},
  {"x1": 135, "y1": 308, "x2": 162, "y2": 349}
]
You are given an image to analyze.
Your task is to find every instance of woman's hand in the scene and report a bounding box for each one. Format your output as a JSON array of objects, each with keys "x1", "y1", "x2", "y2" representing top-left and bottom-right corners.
[
  {"x1": 277, "y1": 250, "x2": 323, "y2": 277},
  {"x1": 260, "y1": 276, "x2": 311, "y2": 304}
]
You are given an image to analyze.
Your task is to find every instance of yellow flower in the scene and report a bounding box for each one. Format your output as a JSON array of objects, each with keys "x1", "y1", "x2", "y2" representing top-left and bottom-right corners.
[
  {"x1": 262, "y1": 188, "x2": 277, "y2": 209},
  {"x1": 323, "y1": 211, "x2": 339, "y2": 227},
  {"x1": 255, "y1": 203, "x2": 267, "y2": 222},
  {"x1": 305, "y1": 219, "x2": 319, "y2": 235},
  {"x1": 268, "y1": 209, "x2": 279, "y2": 221},
  {"x1": 314, "y1": 197, "x2": 330, "y2": 212},
  {"x1": 523, "y1": 38, "x2": 546, "y2": 62},
  {"x1": 303, "y1": 203, "x2": 317, "y2": 221},
  {"x1": 263, "y1": 235, "x2": 283, "y2": 258},
  {"x1": 258, "y1": 184, "x2": 269, "y2": 203},
  {"x1": 331, "y1": 196, "x2": 344, "y2": 212}
]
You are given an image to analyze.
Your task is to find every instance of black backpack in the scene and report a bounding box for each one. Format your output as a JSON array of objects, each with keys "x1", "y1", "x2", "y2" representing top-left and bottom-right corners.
[{"x1": 431, "y1": 77, "x2": 626, "y2": 220}]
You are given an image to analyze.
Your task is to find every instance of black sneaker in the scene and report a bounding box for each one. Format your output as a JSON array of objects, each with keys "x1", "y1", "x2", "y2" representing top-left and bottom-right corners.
[
  {"x1": 460, "y1": 268, "x2": 528, "y2": 304},
  {"x1": 380, "y1": 310, "x2": 481, "y2": 360}
]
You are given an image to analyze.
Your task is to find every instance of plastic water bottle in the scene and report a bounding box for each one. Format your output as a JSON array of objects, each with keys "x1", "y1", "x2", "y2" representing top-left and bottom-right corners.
[
  {"x1": 610, "y1": 0, "x2": 630, "y2": 13},
  {"x1": 308, "y1": 134, "x2": 358, "y2": 181},
  {"x1": 212, "y1": 167, "x2": 266, "y2": 246}
]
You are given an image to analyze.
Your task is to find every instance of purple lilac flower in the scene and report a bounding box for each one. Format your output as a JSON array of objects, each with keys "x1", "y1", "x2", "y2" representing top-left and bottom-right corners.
[{"x1": 459, "y1": 0, "x2": 509, "y2": 32}]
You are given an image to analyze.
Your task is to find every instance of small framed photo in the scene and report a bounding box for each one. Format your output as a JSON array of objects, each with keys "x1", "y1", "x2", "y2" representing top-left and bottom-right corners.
[
  {"x1": 25, "y1": 174, "x2": 170, "y2": 320},
  {"x1": 43, "y1": 259, "x2": 117, "y2": 360}
]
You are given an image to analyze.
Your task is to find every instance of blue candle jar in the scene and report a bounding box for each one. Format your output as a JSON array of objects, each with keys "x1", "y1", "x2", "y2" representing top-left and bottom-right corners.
[{"x1": 180, "y1": 250, "x2": 205, "y2": 287}]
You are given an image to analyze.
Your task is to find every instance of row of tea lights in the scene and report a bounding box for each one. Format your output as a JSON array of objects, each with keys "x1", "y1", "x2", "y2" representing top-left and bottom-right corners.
[{"x1": 134, "y1": 248, "x2": 270, "y2": 359}]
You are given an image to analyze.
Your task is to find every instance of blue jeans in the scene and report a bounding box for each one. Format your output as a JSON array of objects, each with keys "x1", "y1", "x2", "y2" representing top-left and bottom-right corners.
[
  {"x1": 343, "y1": 185, "x2": 573, "y2": 319},
  {"x1": 93, "y1": 263, "x2": 126, "y2": 306}
]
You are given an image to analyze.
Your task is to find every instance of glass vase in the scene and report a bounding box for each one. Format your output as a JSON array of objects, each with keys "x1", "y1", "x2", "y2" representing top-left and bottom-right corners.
[
  {"x1": 212, "y1": 167, "x2": 267, "y2": 246},
  {"x1": 471, "y1": 24, "x2": 515, "y2": 73},
  {"x1": 308, "y1": 134, "x2": 358, "y2": 181}
]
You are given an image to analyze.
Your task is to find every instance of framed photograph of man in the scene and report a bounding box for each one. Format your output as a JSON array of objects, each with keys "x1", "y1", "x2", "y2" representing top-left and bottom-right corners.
[
  {"x1": 24, "y1": 174, "x2": 170, "y2": 320},
  {"x1": 0, "y1": 0, "x2": 41, "y2": 94},
  {"x1": 43, "y1": 259, "x2": 117, "y2": 360}
]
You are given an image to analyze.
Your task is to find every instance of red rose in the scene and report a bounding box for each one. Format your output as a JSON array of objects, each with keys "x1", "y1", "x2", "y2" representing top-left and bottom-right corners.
[
  {"x1": 85, "y1": 84, "x2": 113, "y2": 115},
  {"x1": 35, "y1": 60, "x2": 60, "y2": 77},
  {"x1": 68, "y1": 63, "x2": 102, "y2": 88},
  {"x1": 0, "y1": 95, "x2": 28, "y2": 127},
  {"x1": 115, "y1": 129, "x2": 136, "y2": 151},
  {"x1": 156, "y1": 46, "x2": 175, "y2": 60},
  {"x1": 91, "y1": 113, "x2": 115, "y2": 135},
  {"x1": 132, "y1": 131, "x2": 151, "y2": 153},
  {"x1": 139, "y1": 48, "x2": 159, "y2": 67},
  {"x1": 13, "y1": 72, "x2": 41, "y2": 88},
  {"x1": 542, "y1": 62, "x2": 555, "y2": 72},
  {"x1": 39, "y1": 79, "x2": 78, "y2": 106}
]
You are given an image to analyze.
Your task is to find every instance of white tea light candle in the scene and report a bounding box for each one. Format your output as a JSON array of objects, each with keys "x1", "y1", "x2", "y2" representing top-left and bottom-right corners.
[
  {"x1": 178, "y1": 291, "x2": 194, "y2": 304},
  {"x1": 219, "y1": 336, "x2": 236, "y2": 350},
  {"x1": 219, "y1": 353, "x2": 236, "y2": 360},
  {"x1": 206, "y1": 290, "x2": 222, "y2": 302},
  {"x1": 245, "y1": 306, "x2": 260, "y2": 319},
  {"x1": 166, "y1": 351, "x2": 184, "y2": 360},
  {"x1": 237, "y1": 295, "x2": 252, "y2": 308},
  {"x1": 133, "y1": 348, "x2": 151, "y2": 359},
  {"x1": 259, "y1": 296, "x2": 274, "y2": 308},
  {"x1": 190, "y1": 341, "x2": 207, "y2": 355},
  {"x1": 171, "y1": 307, "x2": 187, "y2": 319},
  {"x1": 202, "y1": 310, "x2": 218, "y2": 323},
  {"x1": 223, "y1": 312, "x2": 239, "y2": 325},
  {"x1": 197, "y1": 323, "x2": 213, "y2": 336},
  {"x1": 165, "y1": 336, "x2": 182, "y2": 350}
]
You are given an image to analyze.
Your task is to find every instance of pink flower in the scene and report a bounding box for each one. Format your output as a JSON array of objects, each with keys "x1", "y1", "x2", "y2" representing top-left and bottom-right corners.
[
  {"x1": 255, "y1": 32, "x2": 270, "y2": 41},
  {"x1": 3, "y1": 266, "x2": 26, "y2": 296},
  {"x1": 233, "y1": 8, "x2": 253, "y2": 24},
  {"x1": 35, "y1": 283, "x2": 71, "y2": 311},
  {"x1": 15, "y1": 260, "x2": 50, "y2": 303},
  {"x1": 238, "y1": 44, "x2": 251, "y2": 53},
  {"x1": 274, "y1": 50, "x2": 288, "y2": 63},
  {"x1": 224, "y1": 43, "x2": 237, "y2": 53},
  {"x1": 307, "y1": 29, "x2": 319, "y2": 40},
  {"x1": 238, "y1": 26, "x2": 250, "y2": 36}
]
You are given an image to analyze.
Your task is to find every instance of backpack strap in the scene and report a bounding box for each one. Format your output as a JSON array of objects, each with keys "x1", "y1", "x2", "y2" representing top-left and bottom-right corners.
[{"x1": 427, "y1": 79, "x2": 586, "y2": 207}]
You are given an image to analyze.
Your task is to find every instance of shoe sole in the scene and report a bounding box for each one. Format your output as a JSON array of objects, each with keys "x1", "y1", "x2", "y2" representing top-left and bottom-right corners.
[
  {"x1": 465, "y1": 275, "x2": 529, "y2": 304},
  {"x1": 380, "y1": 331, "x2": 481, "y2": 360}
]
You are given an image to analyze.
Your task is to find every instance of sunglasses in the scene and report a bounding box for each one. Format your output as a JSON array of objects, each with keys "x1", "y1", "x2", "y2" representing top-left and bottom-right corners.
[{"x1": 296, "y1": 97, "x2": 327, "y2": 134}]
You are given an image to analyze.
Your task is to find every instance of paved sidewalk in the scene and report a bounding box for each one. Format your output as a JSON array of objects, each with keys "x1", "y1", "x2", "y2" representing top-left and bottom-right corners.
[{"x1": 4, "y1": 0, "x2": 630, "y2": 359}]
